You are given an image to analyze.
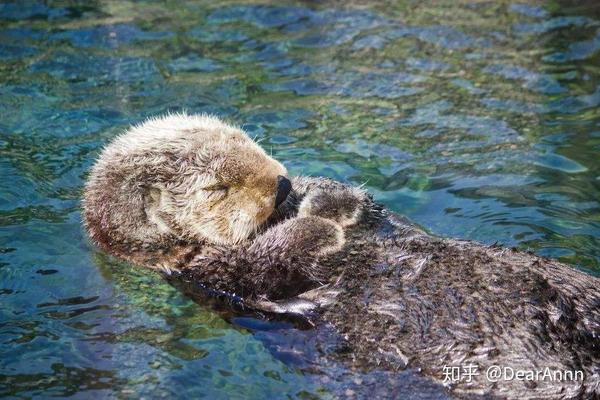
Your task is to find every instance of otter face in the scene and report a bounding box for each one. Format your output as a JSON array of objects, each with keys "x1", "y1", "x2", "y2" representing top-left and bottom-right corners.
[
  {"x1": 83, "y1": 113, "x2": 290, "y2": 250},
  {"x1": 169, "y1": 139, "x2": 290, "y2": 245}
]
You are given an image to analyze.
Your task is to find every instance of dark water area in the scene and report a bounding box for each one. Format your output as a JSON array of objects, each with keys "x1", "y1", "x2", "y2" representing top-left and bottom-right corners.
[{"x1": 1, "y1": 0, "x2": 599, "y2": 398}]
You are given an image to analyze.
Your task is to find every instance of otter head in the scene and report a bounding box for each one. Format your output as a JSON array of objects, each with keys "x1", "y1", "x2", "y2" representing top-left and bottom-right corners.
[{"x1": 82, "y1": 113, "x2": 290, "y2": 256}]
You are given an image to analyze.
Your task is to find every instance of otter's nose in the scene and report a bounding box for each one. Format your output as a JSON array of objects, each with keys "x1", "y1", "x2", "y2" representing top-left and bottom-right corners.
[{"x1": 274, "y1": 175, "x2": 292, "y2": 208}]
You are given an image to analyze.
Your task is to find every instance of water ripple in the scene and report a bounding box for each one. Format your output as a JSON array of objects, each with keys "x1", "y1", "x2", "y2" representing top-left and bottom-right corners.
[{"x1": 2, "y1": 1, "x2": 600, "y2": 398}]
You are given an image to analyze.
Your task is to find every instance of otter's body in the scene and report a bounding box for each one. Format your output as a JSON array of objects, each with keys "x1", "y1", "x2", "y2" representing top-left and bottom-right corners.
[
  {"x1": 160, "y1": 176, "x2": 600, "y2": 399},
  {"x1": 83, "y1": 114, "x2": 600, "y2": 399},
  {"x1": 311, "y1": 206, "x2": 600, "y2": 399}
]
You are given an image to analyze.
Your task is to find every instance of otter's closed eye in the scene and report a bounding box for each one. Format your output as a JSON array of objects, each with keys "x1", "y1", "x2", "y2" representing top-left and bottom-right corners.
[
  {"x1": 203, "y1": 183, "x2": 228, "y2": 192},
  {"x1": 201, "y1": 183, "x2": 229, "y2": 201}
]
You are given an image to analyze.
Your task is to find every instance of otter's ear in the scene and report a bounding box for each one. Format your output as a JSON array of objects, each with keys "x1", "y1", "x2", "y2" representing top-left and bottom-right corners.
[{"x1": 143, "y1": 186, "x2": 172, "y2": 234}]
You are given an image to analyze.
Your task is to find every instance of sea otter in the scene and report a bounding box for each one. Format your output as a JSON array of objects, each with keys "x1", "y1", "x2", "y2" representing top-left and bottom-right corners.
[{"x1": 83, "y1": 113, "x2": 600, "y2": 399}]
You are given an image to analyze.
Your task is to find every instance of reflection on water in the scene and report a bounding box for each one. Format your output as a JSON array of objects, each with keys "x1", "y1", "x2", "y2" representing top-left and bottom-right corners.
[{"x1": 1, "y1": 0, "x2": 599, "y2": 398}]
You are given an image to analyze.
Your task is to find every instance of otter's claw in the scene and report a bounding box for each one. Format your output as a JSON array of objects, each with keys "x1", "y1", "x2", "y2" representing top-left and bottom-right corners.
[{"x1": 252, "y1": 297, "x2": 319, "y2": 315}]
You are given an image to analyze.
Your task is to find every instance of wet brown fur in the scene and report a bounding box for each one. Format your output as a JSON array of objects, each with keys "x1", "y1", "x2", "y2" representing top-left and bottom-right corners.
[{"x1": 83, "y1": 114, "x2": 600, "y2": 399}]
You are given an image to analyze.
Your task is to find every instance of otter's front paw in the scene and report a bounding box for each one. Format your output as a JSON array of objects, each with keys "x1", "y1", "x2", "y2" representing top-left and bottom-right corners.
[
  {"x1": 250, "y1": 215, "x2": 344, "y2": 258},
  {"x1": 298, "y1": 186, "x2": 366, "y2": 227}
]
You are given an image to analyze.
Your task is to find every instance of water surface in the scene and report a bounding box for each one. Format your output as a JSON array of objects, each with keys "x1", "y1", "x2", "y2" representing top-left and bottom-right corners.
[{"x1": 1, "y1": 0, "x2": 600, "y2": 398}]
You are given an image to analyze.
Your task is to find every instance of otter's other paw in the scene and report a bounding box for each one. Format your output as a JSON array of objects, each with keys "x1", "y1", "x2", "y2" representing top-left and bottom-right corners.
[
  {"x1": 250, "y1": 216, "x2": 344, "y2": 259},
  {"x1": 298, "y1": 186, "x2": 366, "y2": 227}
]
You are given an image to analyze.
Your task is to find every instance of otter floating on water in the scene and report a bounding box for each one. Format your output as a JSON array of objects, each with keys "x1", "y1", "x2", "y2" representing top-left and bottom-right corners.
[{"x1": 83, "y1": 114, "x2": 600, "y2": 399}]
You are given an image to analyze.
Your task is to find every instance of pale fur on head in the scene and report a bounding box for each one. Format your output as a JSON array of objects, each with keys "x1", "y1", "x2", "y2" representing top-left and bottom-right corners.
[{"x1": 82, "y1": 113, "x2": 287, "y2": 256}]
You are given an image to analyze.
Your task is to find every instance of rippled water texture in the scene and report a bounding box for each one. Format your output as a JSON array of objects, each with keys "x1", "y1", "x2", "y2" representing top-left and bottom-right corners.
[{"x1": 1, "y1": 0, "x2": 600, "y2": 398}]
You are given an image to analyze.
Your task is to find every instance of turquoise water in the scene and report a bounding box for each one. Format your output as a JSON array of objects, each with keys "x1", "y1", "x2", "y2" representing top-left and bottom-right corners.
[{"x1": 1, "y1": 0, "x2": 600, "y2": 398}]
